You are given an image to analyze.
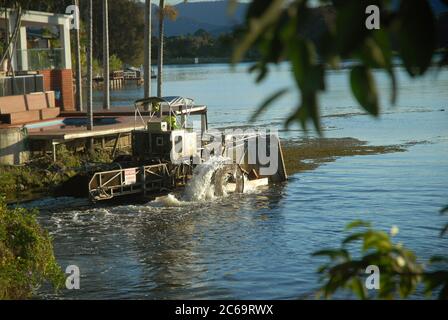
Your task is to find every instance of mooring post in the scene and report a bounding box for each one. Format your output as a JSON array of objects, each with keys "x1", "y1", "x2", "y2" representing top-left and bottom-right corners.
[
  {"x1": 52, "y1": 141, "x2": 57, "y2": 162},
  {"x1": 111, "y1": 132, "x2": 121, "y2": 159},
  {"x1": 142, "y1": 166, "x2": 146, "y2": 196}
]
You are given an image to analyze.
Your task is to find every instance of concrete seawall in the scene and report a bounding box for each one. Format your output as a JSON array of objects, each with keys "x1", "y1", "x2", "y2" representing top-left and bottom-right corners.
[{"x1": 0, "y1": 127, "x2": 29, "y2": 165}]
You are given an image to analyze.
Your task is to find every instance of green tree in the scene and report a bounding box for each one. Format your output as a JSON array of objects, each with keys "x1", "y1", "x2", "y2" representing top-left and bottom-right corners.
[{"x1": 109, "y1": 54, "x2": 122, "y2": 72}]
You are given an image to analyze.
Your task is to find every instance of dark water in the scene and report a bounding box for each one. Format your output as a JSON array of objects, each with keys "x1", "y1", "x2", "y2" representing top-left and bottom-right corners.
[{"x1": 37, "y1": 63, "x2": 448, "y2": 299}]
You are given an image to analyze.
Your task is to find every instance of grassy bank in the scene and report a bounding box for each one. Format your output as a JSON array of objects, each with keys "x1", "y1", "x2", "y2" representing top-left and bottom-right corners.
[{"x1": 0, "y1": 146, "x2": 114, "y2": 203}]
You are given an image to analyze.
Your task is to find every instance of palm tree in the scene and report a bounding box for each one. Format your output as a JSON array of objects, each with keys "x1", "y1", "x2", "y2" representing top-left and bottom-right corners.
[
  {"x1": 74, "y1": 0, "x2": 83, "y2": 111},
  {"x1": 157, "y1": 2, "x2": 178, "y2": 98},
  {"x1": 86, "y1": 0, "x2": 93, "y2": 131},
  {"x1": 102, "y1": 0, "x2": 110, "y2": 110},
  {"x1": 143, "y1": 0, "x2": 152, "y2": 108}
]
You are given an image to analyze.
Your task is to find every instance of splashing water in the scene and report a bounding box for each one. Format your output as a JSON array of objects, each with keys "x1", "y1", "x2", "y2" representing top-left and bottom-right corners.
[
  {"x1": 153, "y1": 156, "x2": 231, "y2": 206},
  {"x1": 152, "y1": 194, "x2": 187, "y2": 207},
  {"x1": 183, "y1": 156, "x2": 231, "y2": 202}
]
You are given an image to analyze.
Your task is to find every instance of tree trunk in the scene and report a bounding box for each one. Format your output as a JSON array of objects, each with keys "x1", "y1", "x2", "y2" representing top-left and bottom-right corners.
[
  {"x1": 157, "y1": 0, "x2": 165, "y2": 98},
  {"x1": 87, "y1": 0, "x2": 93, "y2": 131},
  {"x1": 103, "y1": 0, "x2": 110, "y2": 110},
  {"x1": 1, "y1": 7, "x2": 22, "y2": 70},
  {"x1": 74, "y1": 0, "x2": 83, "y2": 111},
  {"x1": 143, "y1": 0, "x2": 152, "y2": 107}
]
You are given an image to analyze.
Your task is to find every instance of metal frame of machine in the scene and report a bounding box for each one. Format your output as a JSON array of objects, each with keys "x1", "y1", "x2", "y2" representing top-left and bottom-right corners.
[{"x1": 88, "y1": 96, "x2": 287, "y2": 201}]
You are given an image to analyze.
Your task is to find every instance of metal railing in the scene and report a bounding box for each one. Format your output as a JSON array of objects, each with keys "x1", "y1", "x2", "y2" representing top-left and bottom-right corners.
[
  {"x1": 0, "y1": 74, "x2": 44, "y2": 96},
  {"x1": 16, "y1": 48, "x2": 64, "y2": 71},
  {"x1": 88, "y1": 163, "x2": 170, "y2": 201}
]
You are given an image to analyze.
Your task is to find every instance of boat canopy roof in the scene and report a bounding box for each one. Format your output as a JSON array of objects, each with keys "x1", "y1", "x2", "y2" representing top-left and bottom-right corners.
[{"x1": 134, "y1": 96, "x2": 194, "y2": 110}]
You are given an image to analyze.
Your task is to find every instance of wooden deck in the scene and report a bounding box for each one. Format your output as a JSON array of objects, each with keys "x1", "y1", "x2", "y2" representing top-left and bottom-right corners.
[
  {"x1": 26, "y1": 115, "x2": 155, "y2": 141},
  {"x1": 25, "y1": 105, "x2": 207, "y2": 142}
]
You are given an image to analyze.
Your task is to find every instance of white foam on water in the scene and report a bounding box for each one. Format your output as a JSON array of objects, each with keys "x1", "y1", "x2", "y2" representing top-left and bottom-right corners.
[
  {"x1": 149, "y1": 156, "x2": 267, "y2": 207},
  {"x1": 152, "y1": 194, "x2": 187, "y2": 207},
  {"x1": 182, "y1": 156, "x2": 231, "y2": 202},
  {"x1": 149, "y1": 156, "x2": 230, "y2": 207}
]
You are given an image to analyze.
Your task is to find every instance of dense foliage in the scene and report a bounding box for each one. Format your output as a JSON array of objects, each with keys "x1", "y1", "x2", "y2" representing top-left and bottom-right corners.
[
  {"x1": 0, "y1": 196, "x2": 64, "y2": 299},
  {"x1": 234, "y1": 0, "x2": 447, "y2": 133},
  {"x1": 163, "y1": 28, "x2": 256, "y2": 62},
  {"x1": 313, "y1": 220, "x2": 448, "y2": 299}
]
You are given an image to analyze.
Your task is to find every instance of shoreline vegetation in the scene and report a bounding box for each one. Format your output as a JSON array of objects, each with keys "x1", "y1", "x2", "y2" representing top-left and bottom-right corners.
[
  {"x1": 0, "y1": 137, "x2": 419, "y2": 204},
  {"x1": 0, "y1": 196, "x2": 64, "y2": 299},
  {"x1": 0, "y1": 146, "x2": 115, "y2": 204}
]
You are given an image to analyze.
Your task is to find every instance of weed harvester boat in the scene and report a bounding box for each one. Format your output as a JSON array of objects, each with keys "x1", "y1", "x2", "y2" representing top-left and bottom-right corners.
[{"x1": 87, "y1": 96, "x2": 287, "y2": 201}]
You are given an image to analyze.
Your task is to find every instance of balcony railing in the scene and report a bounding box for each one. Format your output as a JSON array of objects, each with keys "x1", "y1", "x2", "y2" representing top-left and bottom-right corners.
[
  {"x1": 0, "y1": 74, "x2": 44, "y2": 96},
  {"x1": 16, "y1": 48, "x2": 64, "y2": 71}
]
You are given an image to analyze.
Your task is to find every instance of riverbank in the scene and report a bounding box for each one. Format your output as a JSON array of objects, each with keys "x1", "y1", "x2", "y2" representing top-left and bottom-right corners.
[
  {"x1": 1, "y1": 136, "x2": 412, "y2": 205},
  {"x1": 0, "y1": 146, "x2": 114, "y2": 203}
]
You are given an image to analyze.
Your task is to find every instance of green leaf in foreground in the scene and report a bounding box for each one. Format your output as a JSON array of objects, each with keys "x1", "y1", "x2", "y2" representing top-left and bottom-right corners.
[
  {"x1": 250, "y1": 88, "x2": 289, "y2": 122},
  {"x1": 398, "y1": 0, "x2": 436, "y2": 77},
  {"x1": 350, "y1": 66, "x2": 379, "y2": 116}
]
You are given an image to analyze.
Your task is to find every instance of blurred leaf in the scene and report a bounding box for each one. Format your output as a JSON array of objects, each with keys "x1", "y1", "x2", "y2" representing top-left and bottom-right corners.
[
  {"x1": 286, "y1": 38, "x2": 324, "y2": 133},
  {"x1": 429, "y1": 256, "x2": 448, "y2": 264},
  {"x1": 371, "y1": 29, "x2": 396, "y2": 104},
  {"x1": 258, "y1": 11, "x2": 290, "y2": 65},
  {"x1": 399, "y1": 275, "x2": 416, "y2": 298},
  {"x1": 288, "y1": 39, "x2": 318, "y2": 87},
  {"x1": 423, "y1": 271, "x2": 448, "y2": 298},
  {"x1": 346, "y1": 220, "x2": 371, "y2": 230},
  {"x1": 227, "y1": 0, "x2": 238, "y2": 16},
  {"x1": 439, "y1": 283, "x2": 448, "y2": 300},
  {"x1": 250, "y1": 88, "x2": 289, "y2": 122},
  {"x1": 441, "y1": 224, "x2": 448, "y2": 237},
  {"x1": 359, "y1": 38, "x2": 387, "y2": 69},
  {"x1": 232, "y1": 0, "x2": 283, "y2": 63},
  {"x1": 439, "y1": 52, "x2": 448, "y2": 68},
  {"x1": 441, "y1": 206, "x2": 448, "y2": 214},
  {"x1": 350, "y1": 66, "x2": 379, "y2": 116},
  {"x1": 440, "y1": 206, "x2": 448, "y2": 237},
  {"x1": 245, "y1": 0, "x2": 273, "y2": 21},
  {"x1": 342, "y1": 232, "x2": 364, "y2": 245},
  {"x1": 285, "y1": 105, "x2": 308, "y2": 132},
  {"x1": 335, "y1": 0, "x2": 376, "y2": 56},
  {"x1": 363, "y1": 230, "x2": 391, "y2": 252},
  {"x1": 398, "y1": 0, "x2": 436, "y2": 77},
  {"x1": 317, "y1": 264, "x2": 330, "y2": 274},
  {"x1": 350, "y1": 277, "x2": 367, "y2": 299},
  {"x1": 312, "y1": 249, "x2": 350, "y2": 260}
]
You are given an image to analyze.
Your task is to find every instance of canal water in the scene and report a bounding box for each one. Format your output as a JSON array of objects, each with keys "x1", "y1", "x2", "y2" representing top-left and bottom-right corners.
[{"x1": 38, "y1": 63, "x2": 448, "y2": 299}]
